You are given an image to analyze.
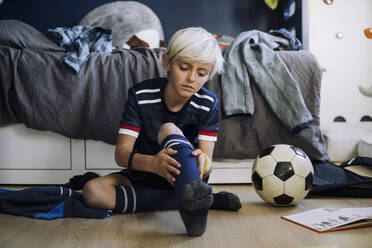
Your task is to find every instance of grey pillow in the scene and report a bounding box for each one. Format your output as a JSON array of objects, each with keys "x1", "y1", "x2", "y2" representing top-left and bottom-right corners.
[{"x1": 79, "y1": 1, "x2": 164, "y2": 48}]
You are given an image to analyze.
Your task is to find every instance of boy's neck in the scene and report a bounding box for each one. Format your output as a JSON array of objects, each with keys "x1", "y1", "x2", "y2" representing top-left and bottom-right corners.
[{"x1": 164, "y1": 82, "x2": 189, "y2": 112}]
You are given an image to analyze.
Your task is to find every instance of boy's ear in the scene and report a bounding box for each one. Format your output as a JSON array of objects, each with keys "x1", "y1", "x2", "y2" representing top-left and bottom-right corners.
[{"x1": 162, "y1": 53, "x2": 170, "y2": 71}]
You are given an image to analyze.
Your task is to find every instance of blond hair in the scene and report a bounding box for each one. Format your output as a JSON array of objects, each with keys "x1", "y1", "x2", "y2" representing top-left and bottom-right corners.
[{"x1": 166, "y1": 27, "x2": 224, "y2": 79}]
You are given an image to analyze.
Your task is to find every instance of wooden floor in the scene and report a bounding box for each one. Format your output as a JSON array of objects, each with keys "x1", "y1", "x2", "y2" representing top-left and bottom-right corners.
[{"x1": 1, "y1": 184, "x2": 372, "y2": 248}]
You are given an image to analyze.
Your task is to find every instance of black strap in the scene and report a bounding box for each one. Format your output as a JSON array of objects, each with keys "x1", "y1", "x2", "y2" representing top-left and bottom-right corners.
[
  {"x1": 126, "y1": 151, "x2": 145, "y2": 180},
  {"x1": 127, "y1": 151, "x2": 136, "y2": 170},
  {"x1": 126, "y1": 151, "x2": 136, "y2": 179}
]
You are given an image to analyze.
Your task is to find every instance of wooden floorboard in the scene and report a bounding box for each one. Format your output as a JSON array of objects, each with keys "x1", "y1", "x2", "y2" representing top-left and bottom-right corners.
[{"x1": 1, "y1": 185, "x2": 372, "y2": 248}]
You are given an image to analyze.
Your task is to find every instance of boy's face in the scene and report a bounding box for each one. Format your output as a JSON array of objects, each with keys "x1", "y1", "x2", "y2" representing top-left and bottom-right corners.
[{"x1": 163, "y1": 54, "x2": 213, "y2": 100}]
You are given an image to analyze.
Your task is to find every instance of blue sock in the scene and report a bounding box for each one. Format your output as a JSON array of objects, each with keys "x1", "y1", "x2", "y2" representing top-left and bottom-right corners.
[
  {"x1": 114, "y1": 185, "x2": 177, "y2": 213},
  {"x1": 160, "y1": 134, "x2": 213, "y2": 236},
  {"x1": 160, "y1": 134, "x2": 201, "y2": 198},
  {"x1": 114, "y1": 186, "x2": 241, "y2": 214}
]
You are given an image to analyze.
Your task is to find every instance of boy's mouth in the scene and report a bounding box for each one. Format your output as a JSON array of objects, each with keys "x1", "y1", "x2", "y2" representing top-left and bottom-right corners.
[{"x1": 181, "y1": 85, "x2": 194, "y2": 91}]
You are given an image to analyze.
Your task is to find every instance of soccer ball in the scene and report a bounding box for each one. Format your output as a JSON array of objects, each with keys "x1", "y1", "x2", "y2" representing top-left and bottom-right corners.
[{"x1": 251, "y1": 144, "x2": 314, "y2": 206}]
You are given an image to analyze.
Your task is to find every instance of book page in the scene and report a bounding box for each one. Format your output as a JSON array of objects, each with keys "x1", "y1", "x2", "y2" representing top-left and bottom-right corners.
[
  {"x1": 340, "y1": 207, "x2": 372, "y2": 218},
  {"x1": 282, "y1": 208, "x2": 367, "y2": 232}
]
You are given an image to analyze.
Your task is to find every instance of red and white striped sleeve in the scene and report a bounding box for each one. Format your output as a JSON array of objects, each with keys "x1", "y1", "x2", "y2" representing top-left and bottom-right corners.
[
  {"x1": 119, "y1": 124, "x2": 141, "y2": 138},
  {"x1": 118, "y1": 88, "x2": 142, "y2": 138},
  {"x1": 198, "y1": 130, "x2": 218, "y2": 142}
]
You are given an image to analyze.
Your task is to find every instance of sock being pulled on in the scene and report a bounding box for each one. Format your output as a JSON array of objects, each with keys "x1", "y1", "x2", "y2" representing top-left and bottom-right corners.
[{"x1": 161, "y1": 134, "x2": 213, "y2": 236}]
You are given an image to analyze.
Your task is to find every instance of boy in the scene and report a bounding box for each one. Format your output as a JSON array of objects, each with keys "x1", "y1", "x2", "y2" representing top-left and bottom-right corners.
[{"x1": 82, "y1": 27, "x2": 241, "y2": 236}]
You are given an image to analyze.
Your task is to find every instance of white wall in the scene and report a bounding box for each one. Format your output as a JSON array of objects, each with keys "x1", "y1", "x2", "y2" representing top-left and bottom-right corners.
[{"x1": 308, "y1": 0, "x2": 372, "y2": 125}]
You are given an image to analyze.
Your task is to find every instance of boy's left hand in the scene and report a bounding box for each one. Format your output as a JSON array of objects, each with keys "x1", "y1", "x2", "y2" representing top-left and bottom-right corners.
[{"x1": 191, "y1": 149, "x2": 206, "y2": 179}]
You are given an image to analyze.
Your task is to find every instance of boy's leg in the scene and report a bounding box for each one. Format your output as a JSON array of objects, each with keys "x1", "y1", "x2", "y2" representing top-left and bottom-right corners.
[
  {"x1": 83, "y1": 173, "x2": 241, "y2": 213},
  {"x1": 83, "y1": 123, "x2": 240, "y2": 226},
  {"x1": 157, "y1": 123, "x2": 213, "y2": 236},
  {"x1": 83, "y1": 172, "x2": 181, "y2": 213},
  {"x1": 82, "y1": 174, "x2": 131, "y2": 210}
]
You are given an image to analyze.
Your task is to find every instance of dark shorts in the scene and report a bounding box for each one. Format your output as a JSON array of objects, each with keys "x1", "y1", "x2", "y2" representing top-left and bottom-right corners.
[{"x1": 112, "y1": 169, "x2": 209, "y2": 191}]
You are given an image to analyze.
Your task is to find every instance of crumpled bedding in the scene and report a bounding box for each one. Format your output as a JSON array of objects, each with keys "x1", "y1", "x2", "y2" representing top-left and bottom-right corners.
[
  {"x1": 0, "y1": 20, "x2": 166, "y2": 145},
  {"x1": 0, "y1": 20, "x2": 328, "y2": 161}
]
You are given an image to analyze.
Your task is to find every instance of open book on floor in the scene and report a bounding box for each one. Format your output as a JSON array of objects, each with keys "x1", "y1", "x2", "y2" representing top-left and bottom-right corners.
[{"x1": 281, "y1": 207, "x2": 372, "y2": 233}]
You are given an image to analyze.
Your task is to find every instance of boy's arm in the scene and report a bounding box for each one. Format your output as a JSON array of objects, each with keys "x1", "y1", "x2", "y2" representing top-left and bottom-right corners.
[
  {"x1": 115, "y1": 134, "x2": 181, "y2": 183},
  {"x1": 115, "y1": 134, "x2": 151, "y2": 172},
  {"x1": 199, "y1": 140, "x2": 215, "y2": 162}
]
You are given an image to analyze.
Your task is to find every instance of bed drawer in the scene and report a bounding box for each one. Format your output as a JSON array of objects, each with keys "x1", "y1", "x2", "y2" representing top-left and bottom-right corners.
[
  {"x1": 0, "y1": 124, "x2": 71, "y2": 170},
  {"x1": 85, "y1": 140, "x2": 120, "y2": 170}
]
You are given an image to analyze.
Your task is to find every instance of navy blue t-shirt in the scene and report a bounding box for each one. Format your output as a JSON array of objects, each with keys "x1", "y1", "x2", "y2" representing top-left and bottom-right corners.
[{"x1": 118, "y1": 78, "x2": 219, "y2": 155}]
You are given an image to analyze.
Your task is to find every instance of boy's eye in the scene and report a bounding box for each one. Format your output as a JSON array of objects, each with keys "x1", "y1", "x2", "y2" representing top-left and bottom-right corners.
[
  {"x1": 198, "y1": 73, "x2": 207, "y2": 77},
  {"x1": 179, "y1": 65, "x2": 189, "y2": 70}
]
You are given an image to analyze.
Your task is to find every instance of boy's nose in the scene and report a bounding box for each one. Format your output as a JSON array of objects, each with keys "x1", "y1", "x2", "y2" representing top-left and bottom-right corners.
[{"x1": 187, "y1": 70, "x2": 196, "y2": 82}]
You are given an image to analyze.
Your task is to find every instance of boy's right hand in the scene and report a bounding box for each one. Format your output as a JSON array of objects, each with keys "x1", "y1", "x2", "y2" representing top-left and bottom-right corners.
[{"x1": 151, "y1": 148, "x2": 181, "y2": 185}]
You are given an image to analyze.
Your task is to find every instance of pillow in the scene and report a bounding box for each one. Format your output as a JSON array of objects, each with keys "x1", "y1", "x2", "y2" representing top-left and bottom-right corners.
[
  {"x1": 79, "y1": 1, "x2": 164, "y2": 49},
  {"x1": 321, "y1": 122, "x2": 372, "y2": 162},
  {"x1": 358, "y1": 136, "x2": 372, "y2": 158}
]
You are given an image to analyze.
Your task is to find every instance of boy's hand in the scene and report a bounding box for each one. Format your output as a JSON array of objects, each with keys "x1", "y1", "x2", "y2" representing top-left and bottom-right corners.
[
  {"x1": 152, "y1": 148, "x2": 181, "y2": 185},
  {"x1": 191, "y1": 149, "x2": 207, "y2": 180}
]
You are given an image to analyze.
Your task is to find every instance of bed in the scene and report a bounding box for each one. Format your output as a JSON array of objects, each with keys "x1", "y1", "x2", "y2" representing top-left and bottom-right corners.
[
  {"x1": 0, "y1": 1, "x2": 328, "y2": 184},
  {"x1": 0, "y1": 19, "x2": 327, "y2": 157}
]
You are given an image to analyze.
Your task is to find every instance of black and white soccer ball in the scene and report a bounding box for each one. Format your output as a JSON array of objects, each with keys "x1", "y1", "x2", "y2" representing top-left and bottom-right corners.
[{"x1": 251, "y1": 144, "x2": 314, "y2": 206}]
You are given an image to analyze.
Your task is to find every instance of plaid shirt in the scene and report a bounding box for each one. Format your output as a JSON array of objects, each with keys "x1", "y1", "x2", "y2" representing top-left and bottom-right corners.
[{"x1": 46, "y1": 26, "x2": 112, "y2": 74}]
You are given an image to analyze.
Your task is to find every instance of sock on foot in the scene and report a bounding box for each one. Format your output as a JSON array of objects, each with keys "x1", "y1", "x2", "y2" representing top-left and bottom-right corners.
[
  {"x1": 179, "y1": 181, "x2": 213, "y2": 236},
  {"x1": 211, "y1": 191, "x2": 242, "y2": 211},
  {"x1": 160, "y1": 134, "x2": 213, "y2": 236}
]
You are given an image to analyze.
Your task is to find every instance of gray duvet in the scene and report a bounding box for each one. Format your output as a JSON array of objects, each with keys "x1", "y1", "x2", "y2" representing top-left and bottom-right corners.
[{"x1": 0, "y1": 20, "x2": 328, "y2": 161}]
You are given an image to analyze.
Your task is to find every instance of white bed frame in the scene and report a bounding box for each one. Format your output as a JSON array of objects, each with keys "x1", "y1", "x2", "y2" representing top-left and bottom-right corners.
[{"x1": 0, "y1": 124, "x2": 252, "y2": 185}]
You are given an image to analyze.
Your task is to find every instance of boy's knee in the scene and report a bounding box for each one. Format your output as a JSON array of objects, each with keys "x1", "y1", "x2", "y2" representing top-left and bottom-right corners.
[
  {"x1": 157, "y1": 122, "x2": 184, "y2": 144},
  {"x1": 82, "y1": 180, "x2": 100, "y2": 207}
]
